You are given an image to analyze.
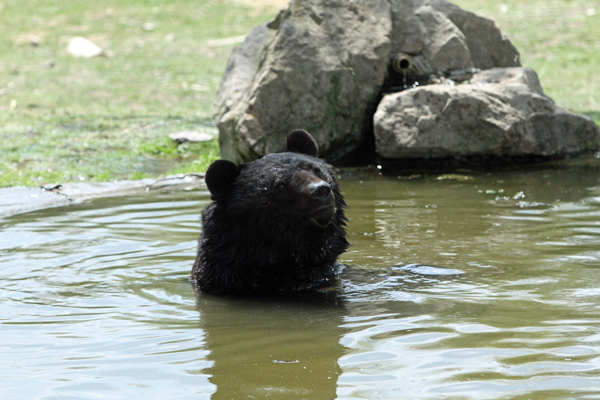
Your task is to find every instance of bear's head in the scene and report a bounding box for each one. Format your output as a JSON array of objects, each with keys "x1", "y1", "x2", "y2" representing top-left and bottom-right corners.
[
  {"x1": 204, "y1": 129, "x2": 339, "y2": 228},
  {"x1": 193, "y1": 129, "x2": 348, "y2": 295}
]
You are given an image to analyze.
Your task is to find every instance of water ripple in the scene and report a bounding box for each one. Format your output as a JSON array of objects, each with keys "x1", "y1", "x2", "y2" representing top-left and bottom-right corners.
[{"x1": 3, "y1": 171, "x2": 600, "y2": 399}]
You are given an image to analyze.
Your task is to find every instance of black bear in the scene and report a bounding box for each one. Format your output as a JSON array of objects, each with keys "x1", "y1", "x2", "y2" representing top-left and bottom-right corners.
[{"x1": 192, "y1": 129, "x2": 349, "y2": 295}]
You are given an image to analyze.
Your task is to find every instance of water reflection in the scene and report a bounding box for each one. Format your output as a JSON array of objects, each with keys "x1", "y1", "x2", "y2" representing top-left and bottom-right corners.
[{"x1": 196, "y1": 291, "x2": 345, "y2": 399}]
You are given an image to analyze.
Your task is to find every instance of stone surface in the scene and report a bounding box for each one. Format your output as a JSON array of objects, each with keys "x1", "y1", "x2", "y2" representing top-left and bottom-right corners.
[
  {"x1": 67, "y1": 37, "x2": 104, "y2": 58},
  {"x1": 0, "y1": 174, "x2": 205, "y2": 220},
  {"x1": 374, "y1": 67, "x2": 600, "y2": 159},
  {"x1": 214, "y1": 0, "x2": 522, "y2": 164},
  {"x1": 169, "y1": 131, "x2": 214, "y2": 143},
  {"x1": 215, "y1": 0, "x2": 391, "y2": 163},
  {"x1": 214, "y1": 23, "x2": 277, "y2": 162},
  {"x1": 425, "y1": 0, "x2": 521, "y2": 69}
]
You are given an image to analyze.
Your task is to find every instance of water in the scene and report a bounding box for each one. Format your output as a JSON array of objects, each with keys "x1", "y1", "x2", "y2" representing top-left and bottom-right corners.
[{"x1": 3, "y1": 158, "x2": 600, "y2": 399}]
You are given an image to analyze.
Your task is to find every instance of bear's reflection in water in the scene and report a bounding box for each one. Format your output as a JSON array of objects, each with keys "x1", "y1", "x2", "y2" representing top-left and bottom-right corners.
[
  {"x1": 195, "y1": 264, "x2": 464, "y2": 399},
  {"x1": 195, "y1": 289, "x2": 345, "y2": 400}
]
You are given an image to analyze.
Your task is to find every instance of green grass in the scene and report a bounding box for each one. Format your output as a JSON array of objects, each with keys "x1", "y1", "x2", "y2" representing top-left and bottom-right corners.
[
  {"x1": 0, "y1": 0, "x2": 598, "y2": 187},
  {"x1": 0, "y1": 0, "x2": 278, "y2": 187}
]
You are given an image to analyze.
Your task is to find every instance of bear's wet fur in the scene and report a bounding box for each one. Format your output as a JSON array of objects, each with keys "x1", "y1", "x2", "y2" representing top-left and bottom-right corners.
[{"x1": 192, "y1": 130, "x2": 349, "y2": 295}]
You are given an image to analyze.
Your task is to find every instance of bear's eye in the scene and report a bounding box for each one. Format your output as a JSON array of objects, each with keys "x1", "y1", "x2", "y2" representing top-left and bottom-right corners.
[
  {"x1": 276, "y1": 182, "x2": 286, "y2": 191},
  {"x1": 310, "y1": 167, "x2": 324, "y2": 178}
]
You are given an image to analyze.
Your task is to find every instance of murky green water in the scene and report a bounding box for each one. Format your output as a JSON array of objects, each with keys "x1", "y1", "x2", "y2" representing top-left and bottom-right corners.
[{"x1": 3, "y1": 158, "x2": 600, "y2": 399}]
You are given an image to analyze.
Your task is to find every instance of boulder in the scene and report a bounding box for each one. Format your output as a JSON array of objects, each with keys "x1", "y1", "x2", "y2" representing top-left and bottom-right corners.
[
  {"x1": 214, "y1": 0, "x2": 522, "y2": 164},
  {"x1": 424, "y1": 0, "x2": 521, "y2": 69},
  {"x1": 374, "y1": 67, "x2": 600, "y2": 159},
  {"x1": 216, "y1": 0, "x2": 392, "y2": 163}
]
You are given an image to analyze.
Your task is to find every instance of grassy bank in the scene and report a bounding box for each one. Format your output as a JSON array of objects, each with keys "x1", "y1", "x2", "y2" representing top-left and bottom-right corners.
[
  {"x1": 0, "y1": 0, "x2": 279, "y2": 186},
  {"x1": 0, "y1": 0, "x2": 598, "y2": 187}
]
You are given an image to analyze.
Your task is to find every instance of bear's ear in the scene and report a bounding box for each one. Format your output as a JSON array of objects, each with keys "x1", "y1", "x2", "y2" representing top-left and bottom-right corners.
[
  {"x1": 205, "y1": 160, "x2": 239, "y2": 200},
  {"x1": 286, "y1": 129, "x2": 319, "y2": 157}
]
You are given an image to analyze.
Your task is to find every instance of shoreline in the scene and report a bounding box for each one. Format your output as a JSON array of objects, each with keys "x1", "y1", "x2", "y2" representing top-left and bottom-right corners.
[{"x1": 0, "y1": 173, "x2": 205, "y2": 220}]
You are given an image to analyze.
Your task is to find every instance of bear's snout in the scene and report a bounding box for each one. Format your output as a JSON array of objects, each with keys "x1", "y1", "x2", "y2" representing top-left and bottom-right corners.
[
  {"x1": 305, "y1": 180, "x2": 336, "y2": 228},
  {"x1": 308, "y1": 181, "x2": 332, "y2": 202}
]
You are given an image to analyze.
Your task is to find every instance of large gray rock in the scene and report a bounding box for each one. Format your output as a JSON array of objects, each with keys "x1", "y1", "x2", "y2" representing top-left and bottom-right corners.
[
  {"x1": 214, "y1": 0, "x2": 521, "y2": 164},
  {"x1": 374, "y1": 67, "x2": 600, "y2": 159},
  {"x1": 215, "y1": 0, "x2": 391, "y2": 163}
]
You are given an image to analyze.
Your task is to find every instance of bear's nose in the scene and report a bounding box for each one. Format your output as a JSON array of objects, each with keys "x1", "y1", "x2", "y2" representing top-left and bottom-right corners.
[{"x1": 309, "y1": 181, "x2": 332, "y2": 201}]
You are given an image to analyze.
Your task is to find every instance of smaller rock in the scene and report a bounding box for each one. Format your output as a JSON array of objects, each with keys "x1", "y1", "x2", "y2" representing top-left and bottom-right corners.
[
  {"x1": 374, "y1": 67, "x2": 600, "y2": 160},
  {"x1": 169, "y1": 131, "x2": 214, "y2": 143},
  {"x1": 142, "y1": 22, "x2": 156, "y2": 31},
  {"x1": 67, "y1": 37, "x2": 104, "y2": 58}
]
